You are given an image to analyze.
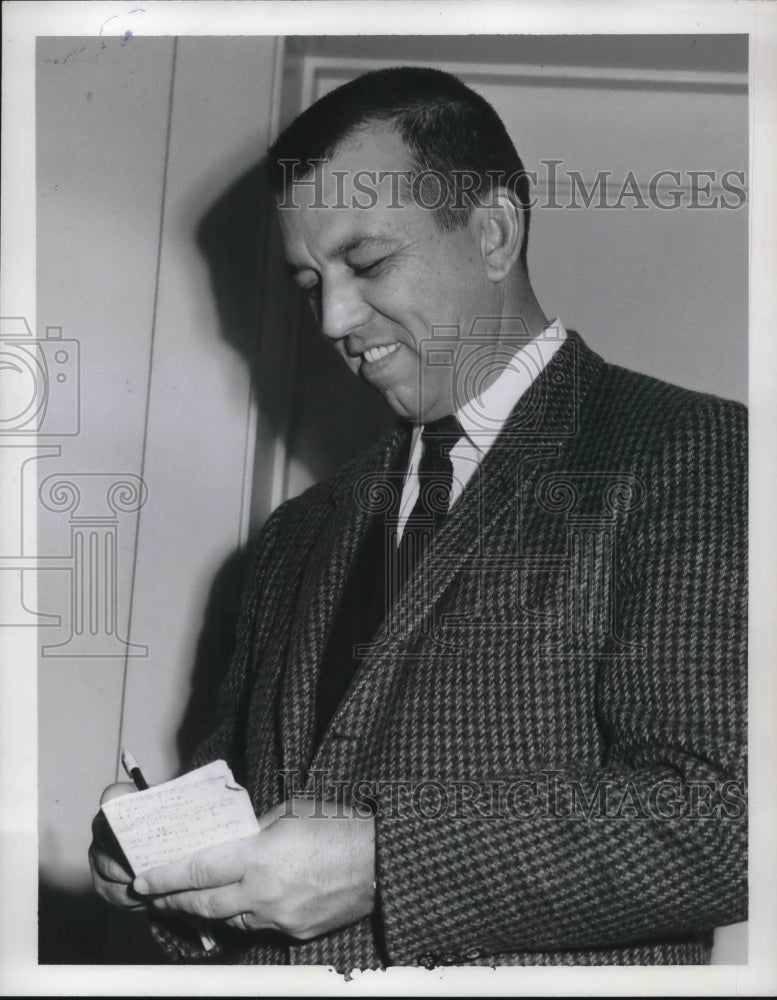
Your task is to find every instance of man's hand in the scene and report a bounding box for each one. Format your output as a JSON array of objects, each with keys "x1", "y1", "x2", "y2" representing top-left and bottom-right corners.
[
  {"x1": 132, "y1": 798, "x2": 376, "y2": 941},
  {"x1": 88, "y1": 782, "x2": 145, "y2": 911}
]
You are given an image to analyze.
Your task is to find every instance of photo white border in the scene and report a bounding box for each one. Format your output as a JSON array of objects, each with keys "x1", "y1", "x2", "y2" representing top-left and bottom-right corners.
[{"x1": 2, "y1": 1, "x2": 775, "y2": 995}]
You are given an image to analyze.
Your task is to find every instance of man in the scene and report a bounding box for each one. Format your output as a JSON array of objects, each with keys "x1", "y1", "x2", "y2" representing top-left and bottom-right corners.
[{"x1": 89, "y1": 67, "x2": 747, "y2": 968}]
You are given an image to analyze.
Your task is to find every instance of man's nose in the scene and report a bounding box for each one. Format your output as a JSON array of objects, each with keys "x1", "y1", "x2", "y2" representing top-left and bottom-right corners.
[{"x1": 319, "y1": 276, "x2": 370, "y2": 342}]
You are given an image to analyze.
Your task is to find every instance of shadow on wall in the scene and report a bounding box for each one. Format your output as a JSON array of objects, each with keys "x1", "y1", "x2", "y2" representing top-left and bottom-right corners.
[
  {"x1": 194, "y1": 158, "x2": 272, "y2": 377},
  {"x1": 198, "y1": 155, "x2": 395, "y2": 489}
]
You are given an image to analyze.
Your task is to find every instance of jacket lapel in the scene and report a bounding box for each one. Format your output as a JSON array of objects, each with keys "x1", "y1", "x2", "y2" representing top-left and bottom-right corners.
[
  {"x1": 278, "y1": 423, "x2": 411, "y2": 774},
  {"x1": 309, "y1": 426, "x2": 539, "y2": 763}
]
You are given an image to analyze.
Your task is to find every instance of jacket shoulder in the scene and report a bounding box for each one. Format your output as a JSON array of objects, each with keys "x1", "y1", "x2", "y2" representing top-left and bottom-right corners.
[
  {"x1": 582, "y1": 349, "x2": 747, "y2": 454},
  {"x1": 602, "y1": 358, "x2": 745, "y2": 416}
]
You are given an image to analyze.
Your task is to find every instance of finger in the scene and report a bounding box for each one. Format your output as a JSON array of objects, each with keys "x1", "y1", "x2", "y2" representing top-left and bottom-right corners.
[
  {"x1": 150, "y1": 883, "x2": 251, "y2": 921},
  {"x1": 100, "y1": 782, "x2": 137, "y2": 805},
  {"x1": 93, "y1": 878, "x2": 147, "y2": 910},
  {"x1": 90, "y1": 818, "x2": 133, "y2": 874},
  {"x1": 89, "y1": 849, "x2": 145, "y2": 910},
  {"x1": 89, "y1": 843, "x2": 133, "y2": 884},
  {"x1": 224, "y1": 911, "x2": 265, "y2": 933},
  {"x1": 133, "y1": 837, "x2": 254, "y2": 896},
  {"x1": 92, "y1": 783, "x2": 136, "y2": 849}
]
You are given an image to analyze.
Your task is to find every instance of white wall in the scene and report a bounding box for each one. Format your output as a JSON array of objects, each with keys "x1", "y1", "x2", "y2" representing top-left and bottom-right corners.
[{"x1": 35, "y1": 34, "x2": 281, "y2": 959}]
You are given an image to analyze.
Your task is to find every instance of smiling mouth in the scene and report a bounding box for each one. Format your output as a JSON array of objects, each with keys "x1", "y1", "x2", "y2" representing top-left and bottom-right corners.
[{"x1": 363, "y1": 343, "x2": 400, "y2": 364}]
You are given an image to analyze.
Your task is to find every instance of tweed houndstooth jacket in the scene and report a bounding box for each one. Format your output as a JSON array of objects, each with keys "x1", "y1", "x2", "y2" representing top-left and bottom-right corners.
[{"x1": 152, "y1": 331, "x2": 748, "y2": 969}]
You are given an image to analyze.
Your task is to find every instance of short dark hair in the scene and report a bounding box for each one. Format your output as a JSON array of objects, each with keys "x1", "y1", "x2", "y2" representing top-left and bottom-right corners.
[{"x1": 268, "y1": 66, "x2": 532, "y2": 267}]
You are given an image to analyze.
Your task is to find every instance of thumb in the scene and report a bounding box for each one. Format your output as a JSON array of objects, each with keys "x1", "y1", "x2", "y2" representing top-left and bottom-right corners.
[
  {"x1": 100, "y1": 782, "x2": 138, "y2": 805},
  {"x1": 94, "y1": 782, "x2": 139, "y2": 854}
]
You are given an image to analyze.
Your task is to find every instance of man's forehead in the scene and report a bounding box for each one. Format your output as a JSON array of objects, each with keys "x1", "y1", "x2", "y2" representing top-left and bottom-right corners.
[
  {"x1": 323, "y1": 124, "x2": 415, "y2": 176},
  {"x1": 276, "y1": 129, "x2": 431, "y2": 263}
]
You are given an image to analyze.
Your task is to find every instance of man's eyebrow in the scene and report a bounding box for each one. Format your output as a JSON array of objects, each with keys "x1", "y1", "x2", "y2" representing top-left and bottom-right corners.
[
  {"x1": 283, "y1": 235, "x2": 401, "y2": 277},
  {"x1": 332, "y1": 235, "x2": 400, "y2": 258}
]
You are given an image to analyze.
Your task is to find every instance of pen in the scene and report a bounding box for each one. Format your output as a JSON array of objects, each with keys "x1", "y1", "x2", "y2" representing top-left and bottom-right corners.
[{"x1": 121, "y1": 747, "x2": 149, "y2": 790}]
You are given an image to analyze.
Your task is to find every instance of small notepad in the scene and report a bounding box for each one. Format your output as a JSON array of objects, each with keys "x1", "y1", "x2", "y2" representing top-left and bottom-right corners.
[{"x1": 101, "y1": 759, "x2": 259, "y2": 874}]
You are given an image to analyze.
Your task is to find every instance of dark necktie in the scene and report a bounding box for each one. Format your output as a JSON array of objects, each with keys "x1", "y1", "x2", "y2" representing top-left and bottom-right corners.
[
  {"x1": 395, "y1": 414, "x2": 464, "y2": 591},
  {"x1": 313, "y1": 430, "x2": 411, "y2": 747},
  {"x1": 313, "y1": 417, "x2": 463, "y2": 748},
  {"x1": 314, "y1": 416, "x2": 463, "y2": 745}
]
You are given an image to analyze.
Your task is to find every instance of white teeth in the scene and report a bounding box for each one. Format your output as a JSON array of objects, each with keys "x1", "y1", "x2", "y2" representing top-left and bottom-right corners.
[{"x1": 364, "y1": 343, "x2": 400, "y2": 364}]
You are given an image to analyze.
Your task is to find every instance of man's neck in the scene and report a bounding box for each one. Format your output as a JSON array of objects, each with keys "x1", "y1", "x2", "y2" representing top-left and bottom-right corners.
[
  {"x1": 462, "y1": 279, "x2": 548, "y2": 404},
  {"x1": 499, "y1": 272, "x2": 548, "y2": 347}
]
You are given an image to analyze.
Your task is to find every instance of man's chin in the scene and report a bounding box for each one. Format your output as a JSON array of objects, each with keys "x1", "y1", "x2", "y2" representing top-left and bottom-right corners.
[
  {"x1": 372, "y1": 386, "x2": 420, "y2": 424},
  {"x1": 383, "y1": 398, "x2": 421, "y2": 424},
  {"x1": 359, "y1": 370, "x2": 450, "y2": 423},
  {"x1": 382, "y1": 392, "x2": 457, "y2": 426}
]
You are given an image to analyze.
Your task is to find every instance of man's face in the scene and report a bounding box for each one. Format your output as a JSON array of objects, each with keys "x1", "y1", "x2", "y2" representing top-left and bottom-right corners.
[{"x1": 277, "y1": 127, "x2": 495, "y2": 423}]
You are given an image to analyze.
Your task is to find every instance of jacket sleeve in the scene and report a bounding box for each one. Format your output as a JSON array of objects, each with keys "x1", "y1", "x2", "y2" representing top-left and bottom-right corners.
[{"x1": 373, "y1": 397, "x2": 748, "y2": 963}]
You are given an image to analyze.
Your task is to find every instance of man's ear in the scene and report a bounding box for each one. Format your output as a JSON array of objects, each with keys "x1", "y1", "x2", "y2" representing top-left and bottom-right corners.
[{"x1": 473, "y1": 188, "x2": 524, "y2": 282}]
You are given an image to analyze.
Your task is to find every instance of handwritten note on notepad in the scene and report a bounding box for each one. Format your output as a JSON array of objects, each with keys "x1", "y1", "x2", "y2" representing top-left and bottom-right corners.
[{"x1": 101, "y1": 759, "x2": 259, "y2": 874}]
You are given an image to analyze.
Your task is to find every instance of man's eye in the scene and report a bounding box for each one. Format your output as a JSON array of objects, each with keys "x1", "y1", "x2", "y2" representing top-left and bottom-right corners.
[{"x1": 352, "y1": 257, "x2": 385, "y2": 277}]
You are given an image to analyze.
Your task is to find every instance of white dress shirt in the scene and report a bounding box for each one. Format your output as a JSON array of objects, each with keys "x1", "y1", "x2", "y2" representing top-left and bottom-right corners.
[{"x1": 396, "y1": 320, "x2": 567, "y2": 542}]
